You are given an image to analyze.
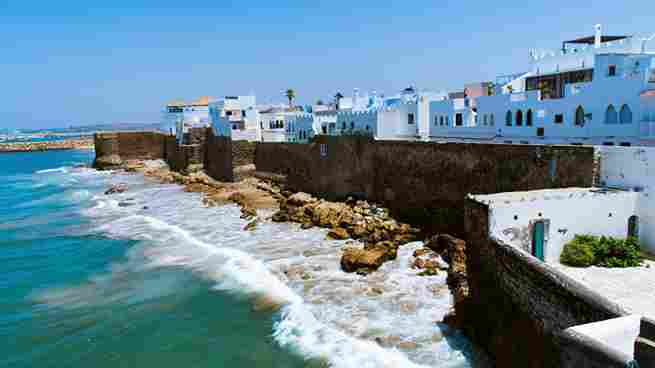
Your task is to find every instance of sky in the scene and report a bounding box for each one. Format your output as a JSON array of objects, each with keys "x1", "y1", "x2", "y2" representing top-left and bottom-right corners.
[{"x1": 1, "y1": 0, "x2": 655, "y2": 129}]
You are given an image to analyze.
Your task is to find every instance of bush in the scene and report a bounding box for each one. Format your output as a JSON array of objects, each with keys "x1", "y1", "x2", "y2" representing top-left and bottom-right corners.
[
  {"x1": 560, "y1": 235, "x2": 643, "y2": 268},
  {"x1": 560, "y1": 235, "x2": 595, "y2": 267}
]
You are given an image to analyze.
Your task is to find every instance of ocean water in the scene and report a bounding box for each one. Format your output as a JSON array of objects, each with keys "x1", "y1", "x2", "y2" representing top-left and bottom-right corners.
[{"x1": 0, "y1": 150, "x2": 487, "y2": 368}]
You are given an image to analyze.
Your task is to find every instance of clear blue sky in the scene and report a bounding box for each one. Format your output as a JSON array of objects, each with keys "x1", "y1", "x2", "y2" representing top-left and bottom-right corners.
[{"x1": 1, "y1": 0, "x2": 654, "y2": 129}]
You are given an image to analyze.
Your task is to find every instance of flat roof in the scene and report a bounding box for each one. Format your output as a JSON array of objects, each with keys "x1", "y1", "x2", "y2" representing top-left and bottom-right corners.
[{"x1": 469, "y1": 187, "x2": 632, "y2": 206}]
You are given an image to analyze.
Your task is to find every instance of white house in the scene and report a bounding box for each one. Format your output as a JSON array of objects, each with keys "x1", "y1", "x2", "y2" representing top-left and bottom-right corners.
[
  {"x1": 259, "y1": 107, "x2": 306, "y2": 142},
  {"x1": 161, "y1": 96, "x2": 212, "y2": 142},
  {"x1": 427, "y1": 25, "x2": 655, "y2": 146},
  {"x1": 208, "y1": 95, "x2": 258, "y2": 141}
]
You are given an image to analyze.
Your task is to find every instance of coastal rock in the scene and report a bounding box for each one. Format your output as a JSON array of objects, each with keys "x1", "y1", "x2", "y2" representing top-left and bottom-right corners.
[
  {"x1": 95, "y1": 154, "x2": 123, "y2": 170},
  {"x1": 364, "y1": 241, "x2": 398, "y2": 262},
  {"x1": 243, "y1": 219, "x2": 258, "y2": 231},
  {"x1": 104, "y1": 183, "x2": 128, "y2": 195},
  {"x1": 312, "y1": 201, "x2": 354, "y2": 228},
  {"x1": 327, "y1": 227, "x2": 349, "y2": 240},
  {"x1": 340, "y1": 246, "x2": 388, "y2": 273},
  {"x1": 287, "y1": 192, "x2": 317, "y2": 207},
  {"x1": 272, "y1": 210, "x2": 290, "y2": 222}
]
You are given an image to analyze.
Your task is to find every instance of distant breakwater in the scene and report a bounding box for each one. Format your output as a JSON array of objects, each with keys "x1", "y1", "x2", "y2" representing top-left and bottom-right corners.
[{"x1": 0, "y1": 139, "x2": 94, "y2": 153}]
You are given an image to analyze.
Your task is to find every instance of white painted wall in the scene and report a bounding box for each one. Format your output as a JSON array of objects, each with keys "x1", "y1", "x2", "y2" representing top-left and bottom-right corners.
[
  {"x1": 478, "y1": 189, "x2": 638, "y2": 263},
  {"x1": 598, "y1": 146, "x2": 655, "y2": 253}
]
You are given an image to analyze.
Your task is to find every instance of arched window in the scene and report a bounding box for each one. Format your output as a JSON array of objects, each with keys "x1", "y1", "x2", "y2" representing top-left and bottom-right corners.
[
  {"x1": 516, "y1": 110, "x2": 523, "y2": 126},
  {"x1": 440, "y1": 116, "x2": 444, "y2": 126},
  {"x1": 605, "y1": 105, "x2": 619, "y2": 124},
  {"x1": 526, "y1": 109, "x2": 533, "y2": 126},
  {"x1": 575, "y1": 106, "x2": 585, "y2": 126},
  {"x1": 605, "y1": 105, "x2": 618, "y2": 124},
  {"x1": 620, "y1": 105, "x2": 633, "y2": 124},
  {"x1": 342, "y1": 122, "x2": 346, "y2": 130},
  {"x1": 506, "y1": 110, "x2": 512, "y2": 126},
  {"x1": 350, "y1": 122, "x2": 355, "y2": 130}
]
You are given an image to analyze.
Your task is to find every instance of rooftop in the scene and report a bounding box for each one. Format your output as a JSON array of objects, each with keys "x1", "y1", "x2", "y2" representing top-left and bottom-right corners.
[{"x1": 469, "y1": 187, "x2": 631, "y2": 207}]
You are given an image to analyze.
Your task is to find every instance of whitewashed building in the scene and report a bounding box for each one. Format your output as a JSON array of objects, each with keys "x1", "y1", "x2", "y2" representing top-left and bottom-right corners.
[
  {"x1": 259, "y1": 107, "x2": 306, "y2": 142},
  {"x1": 208, "y1": 95, "x2": 258, "y2": 141},
  {"x1": 427, "y1": 25, "x2": 655, "y2": 146},
  {"x1": 161, "y1": 96, "x2": 212, "y2": 142}
]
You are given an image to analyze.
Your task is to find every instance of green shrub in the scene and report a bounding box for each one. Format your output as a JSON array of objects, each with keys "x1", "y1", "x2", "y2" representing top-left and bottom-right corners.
[
  {"x1": 560, "y1": 234, "x2": 643, "y2": 268},
  {"x1": 560, "y1": 235, "x2": 595, "y2": 267}
]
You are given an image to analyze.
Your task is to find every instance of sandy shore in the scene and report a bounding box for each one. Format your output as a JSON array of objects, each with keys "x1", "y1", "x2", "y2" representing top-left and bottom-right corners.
[{"x1": 0, "y1": 139, "x2": 94, "y2": 153}]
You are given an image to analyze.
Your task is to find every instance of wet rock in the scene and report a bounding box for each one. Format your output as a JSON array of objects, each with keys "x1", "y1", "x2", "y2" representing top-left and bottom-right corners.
[
  {"x1": 300, "y1": 222, "x2": 314, "y2": 230},
  {"x1": 243, "y1": 219, "x2": 258, "y2": 231},
  {"x1": 312, "y1": 201, "x2": 354, "y2": 228},
  {"x1": 349, "y1": 224, "x2": 369, "y2": 239},
  {"x1": 94, "y1": 154, "x2": 123, "y2": 170},
  {"x1": 398, "y1": 341, "x2": 419, "y2": 351},
  {"x1": 327, "y1": 227, "x2": 349, "y2": 240},
  {"x1": 340, "y1": 246, "x2": 389, "y2": 273},
  {"x1": 364, "y1": 241, "x2": 398, "y2": 262},
  {"x1": 105, "y1": 183, "x2": 128, "y2": 195},
  {"x1": 272, "y1": 210, "x2": 290, "y2": 222}
]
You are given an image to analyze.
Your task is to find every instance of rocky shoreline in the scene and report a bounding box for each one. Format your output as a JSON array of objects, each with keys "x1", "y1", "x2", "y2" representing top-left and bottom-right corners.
[
  {"x1": 0, "y1": 139, "x2": 94, "y2": 153},
  {"x1": 101, "y1": 159, "x2": 468, "y2": 330}
]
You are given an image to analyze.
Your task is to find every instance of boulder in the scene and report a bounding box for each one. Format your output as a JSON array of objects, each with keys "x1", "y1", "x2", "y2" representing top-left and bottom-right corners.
[
  {"x1": 271, "y1": 210, "x2": 290, "y2": 223},
  {"x1": 349, "y1": 224, "x2": 369, "y2": 239},
  {"x1": 105, "y1": 183, "x2": 128, "y2": 195},
  {"x1": 364, "y1": 241, "x2": 398, "y2": 262},
  {"x1": 312, "y1": 201, "x2": 355, "y2": 228},
  {"x1": 243, "y1": 219, "x2": 258, "y2": 231},
  {"x1": 341, "y1": 246, "x2": 389, "y2": 273},
  {"x1": 327, "y1": 227, "x2": 350, "y2": 240},
  {"x1": 94, "y1": 154, "x2": 123, "y2": 170},
  {"x1": 287, "y1": 192, "x2": 317, "y2": 207}
]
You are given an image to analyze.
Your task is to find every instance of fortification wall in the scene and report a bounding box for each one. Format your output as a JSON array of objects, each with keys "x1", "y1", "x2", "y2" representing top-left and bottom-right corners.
[
  {"x1": 204, "y1": 131, "x2": 233, "y2": 182},
  {"x1": 94, "y1": 132, "x2": 167, "y2": 169},
  {"x1": 255, "y1": 136, "x2": 594, "y2": 235},
  {"x1": 462, "y1": 198, "x2": 630, "y2": 367}
]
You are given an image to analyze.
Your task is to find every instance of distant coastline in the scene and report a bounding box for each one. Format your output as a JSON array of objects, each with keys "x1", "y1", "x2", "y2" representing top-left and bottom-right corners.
[{"x1": 0, "y1": 138, "x2": 94, "y2": 153}]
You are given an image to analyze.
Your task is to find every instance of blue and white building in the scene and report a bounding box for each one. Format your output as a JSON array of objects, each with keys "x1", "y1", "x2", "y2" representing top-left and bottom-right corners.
[
  {"x1": 161, "y1": 96, "x2": 212, "y2": 142},
  {"x1": 426, "y1": 25, "x2": 655, "y2": 146},
  {"x1": 208, "y1": 95, "x2": 258, "y2": 141}
]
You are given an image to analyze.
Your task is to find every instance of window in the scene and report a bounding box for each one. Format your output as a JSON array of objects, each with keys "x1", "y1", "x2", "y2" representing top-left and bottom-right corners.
[
  {"x1": 342, "y1": 122, "x2": 346, "y2": 130},
  {"x1": 605, "y1": 105, "x2": 618, "y2": 124},
  {"x1": 490, "y1": 114, "x2": 495, "y2": 126},
  {"x1": 483, "y1": 114, "x2": 488, "y2": 125},
  {"x1": 505, "y1": 110, "x2": 512, "y2": 126},
  {"x1": 440, "y1": 116, "x2": 444, "y2": 126},
  {"x1": 537, "y1": 127, "x2": 545, "y2": 137},
  {"x1": 620, "y1": 105, "x2": 633, "y2": 124},
  {"x1": 350, "y1": 122, "x2": 355, "y2": 130},
  {"x1": 603, "y1": 142, "x2": 615, "y2": 146},
  {"x1": 226, "y1": 111, "x2": 233, "y2": 116},
  {"x1": 408, "y1": 113, "x2": 415, "y2": 125},
  {"x1": 526, "y1": 109, "x2": 533, "y2": 126},
  {"x1": 620, "y1": 142, "x2": 632, "y2": 147},
  {"x1": 446, "y1": 116, "x2": 449, "y2": 126},
  {"x1": 322, "y1": 126, "x2": 327, "y2": 134},
  {"x1": 554, "y1": 114, "x2": 564, "y2": 124},
  {"x1": 575, "y1": 106, "x2": 585, "y2": 126},
  {"x1": 515, "y1": 110, "x2": 523, "y2": 126},
  {"x1": 608, "y1": 65, "x2": 616, "y2": 77},
  {"x1": 365, "y1": 125, "x2": 370, "y2": 131},
  {"x1": 435, "y1": 116, "x2": 439, "y2": 126},
  {"x1": 628, "y1": 215, "x2": 639, "y2": 238},
  {"x1": 455, "y1": 113, "x2": 463, "y2": 126}
]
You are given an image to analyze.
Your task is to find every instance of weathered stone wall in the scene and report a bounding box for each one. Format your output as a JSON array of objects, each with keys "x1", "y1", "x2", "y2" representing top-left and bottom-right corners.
[
  {"x1": 94, "y1": 132, "x2": 167, "y2": 169},
  {"x1": 232, "y1": 141, "x2": 256, "y2": 167},
  {"x1": 255, "y1": 136, "x2": 594, "y2": 235},
  {"x1": 204, "y1": 130, "x2": 233, "y2": 182},
  {"x1": 462, "y1": 198, "x2": 628, "y2": 367}
]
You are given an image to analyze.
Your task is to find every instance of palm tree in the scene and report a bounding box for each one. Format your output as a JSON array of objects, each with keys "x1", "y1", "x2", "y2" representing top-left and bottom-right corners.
[
  {"x1": 285, "y1": 89, "x2": 295, "y2": 108},
  {"x1": 334, "y1": 92, "x2": 344, "y2": 110}
]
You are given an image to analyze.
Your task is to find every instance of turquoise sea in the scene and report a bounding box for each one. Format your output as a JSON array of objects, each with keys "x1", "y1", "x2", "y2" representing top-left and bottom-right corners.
[{"x1": 0, "y1": 149, "x2": 486, "y2": 368}]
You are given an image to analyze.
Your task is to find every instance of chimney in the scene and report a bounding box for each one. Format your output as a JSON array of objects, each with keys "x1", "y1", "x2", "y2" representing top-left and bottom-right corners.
[{"x1": 595, "y1": 24, "x2": 602, "y2": 48}]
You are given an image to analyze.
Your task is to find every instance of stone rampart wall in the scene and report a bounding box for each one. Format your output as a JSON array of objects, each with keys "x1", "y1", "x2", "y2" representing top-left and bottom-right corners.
[
  {"x1": 94, "y1": 132, "x2": 168, "y2": 169},
  {"x1": 255, "y1": 136, "x2": 594, "y2": 235},
  {"x1": 204, "y1": 130, "x2": 233, "y2": 182}
]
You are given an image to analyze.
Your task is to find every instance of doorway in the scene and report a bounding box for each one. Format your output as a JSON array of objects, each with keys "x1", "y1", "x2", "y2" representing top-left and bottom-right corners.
[{"x1": 532, "y1": 221, "x2": 546, "y2": 261}]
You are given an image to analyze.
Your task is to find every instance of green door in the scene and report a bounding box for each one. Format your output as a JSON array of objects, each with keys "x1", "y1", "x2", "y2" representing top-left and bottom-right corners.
[{"x1": 532, "y1": 222, "x2": 545, "y2": 261}]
